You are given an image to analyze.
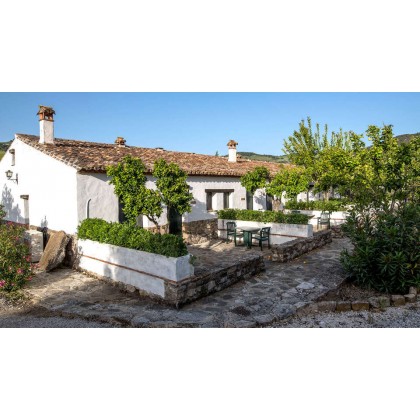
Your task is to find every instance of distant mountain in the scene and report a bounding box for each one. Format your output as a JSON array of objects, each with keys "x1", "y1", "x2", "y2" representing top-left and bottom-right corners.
[
  {"x1": 395, "y1": 133, "x2": 419, "y2": 144},
  {"x1": 220, "y1": 151, "x2": 289, "y2": 163},
  {"x1": 0, "y1": 140, "x2": 12, "y2": 160},
  {"x1": 238, "y1": 151, "x2": 289, "y2": 163}
]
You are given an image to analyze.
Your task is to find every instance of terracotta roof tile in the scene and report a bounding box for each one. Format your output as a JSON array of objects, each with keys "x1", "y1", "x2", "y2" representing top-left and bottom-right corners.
[{"x1": 16, "y1": 134, "x2": 287, "y2": 177}]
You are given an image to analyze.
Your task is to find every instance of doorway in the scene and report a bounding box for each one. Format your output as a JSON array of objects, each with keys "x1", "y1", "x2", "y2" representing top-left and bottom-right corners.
[{"x1": 168, "y1": 206, "x2": 182, "y2": 235}]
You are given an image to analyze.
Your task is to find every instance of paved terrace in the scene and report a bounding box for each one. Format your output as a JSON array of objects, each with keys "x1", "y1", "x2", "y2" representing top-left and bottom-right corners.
[{"x1": 21, "y1": 237, "x2": 351, "y2": 327}]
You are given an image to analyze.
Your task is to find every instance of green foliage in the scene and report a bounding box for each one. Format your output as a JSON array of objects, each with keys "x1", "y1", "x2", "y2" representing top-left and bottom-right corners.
[
  {"x1": 0, "y1": 205, "x2": 34, "y2": 292},
  {"x1": 285, "y1": 199, "x2": 350, "y2": 212},
  {"x1": 107, "y1": 156, "x2": 192, "y2": 229},
  {"x1": 283, "y1": 117, "x2": 365, "y2": 199},
  {"x1": 217, "y1": 209, "x2": 309, "y2": 225},
  {"x1": 77, "y1": 218, "x2": 188, "y2": 258},
  {"x1": 107, "y1": 156, "x2": 159, "y2": 225},
  {"x1": 240, "y1": 166, "x2": 270, "y2": 194},
  {"x1": 153, "y1": 159, "x2": 193, "y2": 217},
  {"x1": 0, "y1": 150, "x2": 4, "y2": 161},
  {"x1": 341, "y1": 127, "x2": 420, "y2": 294},
  {"x1": 341, "y1": 203, "x2": 420, "y2": 293},
  {"x1": 266, "y1": 165, "x2": 309, "y2": 200}
]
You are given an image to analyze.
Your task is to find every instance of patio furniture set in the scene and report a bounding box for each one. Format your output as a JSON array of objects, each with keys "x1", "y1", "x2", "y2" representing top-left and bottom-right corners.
[
  {"x1": 226, "y1": 211, "x2": 331, "y2": 250},
  {"x1": 226, "y1": 222, "x2": 271, "y2": 250}
]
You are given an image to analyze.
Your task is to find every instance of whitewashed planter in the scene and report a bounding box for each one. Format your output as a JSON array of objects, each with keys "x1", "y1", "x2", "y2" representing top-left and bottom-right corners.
[
  {"x1": 218, "y1": 219, "x2": 313, "y2": 245},
  {"x1": 285, "y1": 210, "x2": 348, "y2": 226},
  {"x1": 77, "y1": 239, "x2": 194, "y2": 299}
]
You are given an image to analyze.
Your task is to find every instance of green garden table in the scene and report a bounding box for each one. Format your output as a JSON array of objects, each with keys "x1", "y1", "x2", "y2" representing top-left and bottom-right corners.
[{"x1": 239, "y1": 226, "x2": 261, "y2": 249}]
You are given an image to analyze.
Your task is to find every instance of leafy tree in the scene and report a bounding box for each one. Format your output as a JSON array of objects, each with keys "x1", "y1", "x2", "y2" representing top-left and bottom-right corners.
[
  {"x1": 266, "y1": 165, "x2": 309, "y2": 202},
  {"x1": 153, "y1": 159, "x2": 193, "y2": 218},
  {"x1": 107, "y1": 156, "x2": 193, "y2": 230},
  {"x1": 240, "y1": 166, "x2": 270, "y2": 194},
  {"x1": 283, "y1": 117, "x2": 364, "y2": 200}
]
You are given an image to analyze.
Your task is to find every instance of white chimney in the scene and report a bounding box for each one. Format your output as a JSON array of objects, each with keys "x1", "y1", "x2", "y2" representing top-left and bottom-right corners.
[
  {"x1": 227, "y1": 139, "x2": 238, "y2": 162},
  {"x1": 37, "y1": 106, "x2": 55, "y2": 144}
]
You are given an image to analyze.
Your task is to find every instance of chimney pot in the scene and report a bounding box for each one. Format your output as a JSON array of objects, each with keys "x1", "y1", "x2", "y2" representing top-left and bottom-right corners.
[
  {"x1": 115, "y1": 137, "x2": 127, "y2": 147},
  {"x1": 227, "y1": 139, "x2": 238, "y2": 162},
  {"x1": 38, "y1": 105, "x2": 55, "y2": 144}
]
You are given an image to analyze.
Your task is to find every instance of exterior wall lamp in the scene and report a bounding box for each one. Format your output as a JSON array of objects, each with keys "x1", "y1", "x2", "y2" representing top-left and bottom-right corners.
[{"x1": 5, "y1": 170, "x2": 18, "y2": 184}]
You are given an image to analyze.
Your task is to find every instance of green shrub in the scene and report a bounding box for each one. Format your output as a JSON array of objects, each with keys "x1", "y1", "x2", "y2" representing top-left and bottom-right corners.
[
  {"x1": 341, "y1": 203, "x2": 420, "y2": 293},
  {"x1": 217, "y1": 209, "x2": 309, "y2": 224},
  {"x1": 77, "y1": 218, "x2": 188, "y2": 258},
  {"x1": 0, "y1": 206, "x2": 34, "y2": 292},
  {"x1": 285, "y1": 199, "x2": 350, "y2": 212}
]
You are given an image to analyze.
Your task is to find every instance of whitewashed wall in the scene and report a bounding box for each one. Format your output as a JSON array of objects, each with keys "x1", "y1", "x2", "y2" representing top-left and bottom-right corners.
[
  {"x1": 77, "y1": 172, "x2": 119, "y2": 224},
  {"x1": 77, "y1": 173, "x2": 269, "y2": 227},
  {"x1": 0, "y1": 137, "x2": 78, "y2": 233},
  {"x1": 183, "y1": 176, "x2": 249, "y2": 223}
]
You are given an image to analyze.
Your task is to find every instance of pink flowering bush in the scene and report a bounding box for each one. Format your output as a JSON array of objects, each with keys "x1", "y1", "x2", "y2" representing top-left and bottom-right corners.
[{"x1": 0, "y1": 205, "x2": 34, "y2": 292}]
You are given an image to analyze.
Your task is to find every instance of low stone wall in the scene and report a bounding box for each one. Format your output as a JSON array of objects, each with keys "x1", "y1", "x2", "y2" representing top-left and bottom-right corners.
[
  {"x1": 182, "y1": 218, "x2": 218, "y2": 244},
  {"x1": 144, "y1": 224, "x2": 169, "y2": 235},
  {"x1": 165, "y1": 254, "x2": 265, "y2": 306},
  {"x1": 298, "y1": 286, "x2": 419, "y2": 315},
  {"x1": 265, "y1": 230, "x2": 332, "y2": 262}
]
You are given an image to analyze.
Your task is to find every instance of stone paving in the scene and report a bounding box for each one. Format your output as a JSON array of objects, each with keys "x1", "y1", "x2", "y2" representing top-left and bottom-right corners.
[
  {"x1": 187, "y1": 239, "x2": 262, "y2": 277},
  {"x1": 22, "y1": 237, "x2": 352, "y2": 327}
]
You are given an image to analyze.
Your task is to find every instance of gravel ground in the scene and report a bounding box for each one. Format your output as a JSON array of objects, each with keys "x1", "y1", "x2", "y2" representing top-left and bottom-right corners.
[
  {"x1": 276, "y1": 302, "x2": 420, "y2": 328},
  {"x1": 0, "y1": 313, "x2": 114, "y2": 328}
]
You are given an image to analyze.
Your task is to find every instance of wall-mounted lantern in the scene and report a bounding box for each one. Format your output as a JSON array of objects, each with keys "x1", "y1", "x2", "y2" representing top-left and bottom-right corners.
[{"x1": 5, "y1": 170, "x2": 18, "y2": 184}]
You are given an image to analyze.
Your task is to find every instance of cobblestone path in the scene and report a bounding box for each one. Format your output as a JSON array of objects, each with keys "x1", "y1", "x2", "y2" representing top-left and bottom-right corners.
[{"x1": 20, "y1": 238, "x2": 351, "y2": 327}]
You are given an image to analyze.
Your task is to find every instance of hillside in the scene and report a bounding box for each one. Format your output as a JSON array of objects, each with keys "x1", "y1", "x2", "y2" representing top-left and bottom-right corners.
[
  {"x1": 395, "y1": 133, "x2": 420, "y2": 144},
  {"x1": 0, "y1": 140, "x2": 12, "y2": 160},
  {"x1": 238, "y1": 151, "x2": 289, "y2": 163},
  {"x1": 221, "y1": 151, "x2": 289, "y2": 163}
]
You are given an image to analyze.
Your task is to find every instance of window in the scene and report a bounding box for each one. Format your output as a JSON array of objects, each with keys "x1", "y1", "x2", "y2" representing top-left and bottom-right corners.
[
  {"x1": 205, "y1": 189, "x2": 234, "y2": 211},
  {"x1": 246, "y1": 190, "x2": 254, "y2": 210},
  {"x1": 223, "y1": 192, "x2": 230, "y2": 209},
  {"x1": 9, "y1": 149, "x2": 15, "y2": 166},
  {"x1": 206, "y1": 192, "x2": 213, "y2": 211}
]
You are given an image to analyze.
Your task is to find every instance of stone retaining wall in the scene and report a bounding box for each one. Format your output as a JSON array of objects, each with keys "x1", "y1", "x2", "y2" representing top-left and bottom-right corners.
[
  {"x1": 182, "y1": 218, "x2": 218, "y2": 244},
  {"x1": 164, "y1": 254, "x2": 265, "y2": 306},
  {"x1": 265, "y1": 230, "x2": 332, "y2": 262}
]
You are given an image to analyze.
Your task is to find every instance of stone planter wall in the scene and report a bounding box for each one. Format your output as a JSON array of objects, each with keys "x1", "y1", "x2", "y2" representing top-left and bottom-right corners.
[
  {"x1": 265, "y1": 230, "x2": 332, "y2": 262},
  {"x1": 285, "y1": 210, "x2": 348, "y2": 227},
  {"x1": 218, "y1": 219, "x2": 313, "y2": 245},
  {"x1": 76, "y1": 239, "x2": 194, "y2": 302},
  {"x1": 75, "y1": 238, "x2": 264, "y2": 307}
]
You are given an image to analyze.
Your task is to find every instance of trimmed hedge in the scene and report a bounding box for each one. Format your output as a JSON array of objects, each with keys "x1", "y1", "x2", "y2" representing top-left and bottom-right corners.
[
  {"x1": 77, "y1": 219, "x2": 188, "y2": 258},
  {"x1": 217, "y1": 209, "x2": 309, "y2": 224},
  {"x1": 285, "y1": 199, "x2": 350, "y2": 212}
]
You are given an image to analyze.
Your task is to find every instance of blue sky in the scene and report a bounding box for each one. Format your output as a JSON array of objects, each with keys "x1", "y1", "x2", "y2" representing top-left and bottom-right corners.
[{"x1": 0, "y1": 93, "x2": 419, "y2": 155}]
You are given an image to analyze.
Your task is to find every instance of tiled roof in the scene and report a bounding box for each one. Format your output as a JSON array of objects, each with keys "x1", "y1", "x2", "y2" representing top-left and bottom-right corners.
[{"x1": 16, "y1": 134, "x2": 286, "y2": 177}]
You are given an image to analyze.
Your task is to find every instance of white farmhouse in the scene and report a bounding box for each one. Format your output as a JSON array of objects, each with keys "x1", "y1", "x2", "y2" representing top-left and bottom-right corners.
[{"x1": 0, "y1": 106, "x2": 282, "y2": 241}]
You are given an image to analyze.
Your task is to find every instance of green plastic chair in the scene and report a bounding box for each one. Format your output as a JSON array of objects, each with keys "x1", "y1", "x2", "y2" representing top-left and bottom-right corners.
[
  {"x1": 252, "y1": 227, "x2": 271, "y2": 250},
  {"x1": 226, "y1": 222, "x2": 244, "y2": 246},
  {"x1": 317, "y1": 211, "x2": 331, "y2": 230}
]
